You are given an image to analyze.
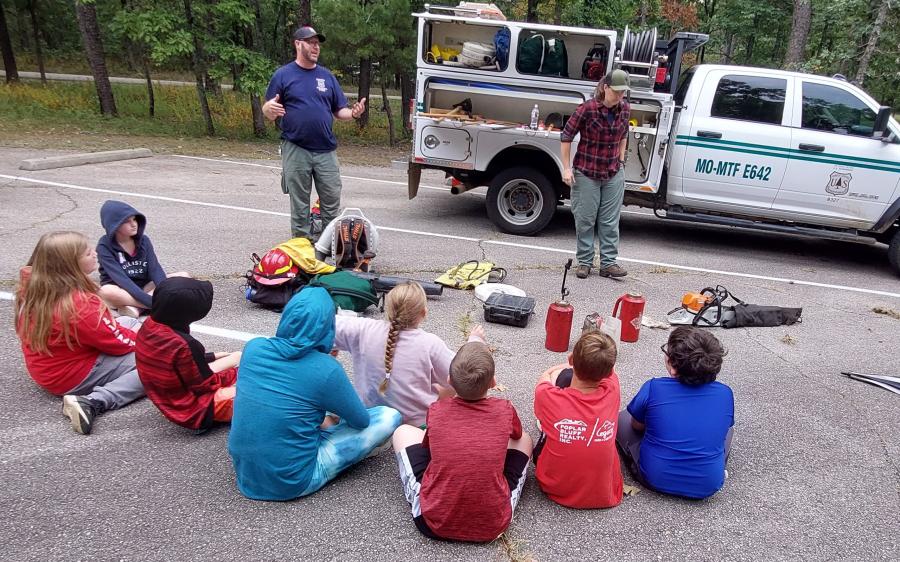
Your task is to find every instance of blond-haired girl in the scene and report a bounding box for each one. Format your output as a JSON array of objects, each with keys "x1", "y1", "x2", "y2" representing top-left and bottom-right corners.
[
  {"x1": 334, "y1": 282, "x2": 485, "y2": 426},
  {"x1": 16, "y1": 231, "x2": 145, "y2": 435}
]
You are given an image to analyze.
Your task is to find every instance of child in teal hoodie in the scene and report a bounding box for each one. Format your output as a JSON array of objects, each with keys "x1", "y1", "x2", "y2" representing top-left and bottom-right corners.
[{"x1": 228, "y1": 287, "x2": 401, "y2": 500}]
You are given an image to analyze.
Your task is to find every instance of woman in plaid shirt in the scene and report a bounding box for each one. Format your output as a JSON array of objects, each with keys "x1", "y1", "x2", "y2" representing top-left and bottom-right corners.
[{"x1": 560, "y1": 70, "x2": 631, "y2": 279}]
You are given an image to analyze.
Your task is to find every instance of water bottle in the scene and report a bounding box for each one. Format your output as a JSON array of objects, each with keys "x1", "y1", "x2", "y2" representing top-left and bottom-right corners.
[{"x1": 530, "y1": 104, "x2": 539, "y2": 130}]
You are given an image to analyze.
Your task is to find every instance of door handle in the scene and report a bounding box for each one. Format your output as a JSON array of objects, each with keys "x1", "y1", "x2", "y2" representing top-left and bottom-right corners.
[
  {"x1": 697, "y1": 130, "x2": 722, "y2": 139},
  {"x1": 799, "y1": 143, "x2": 825, "y2": 152}
]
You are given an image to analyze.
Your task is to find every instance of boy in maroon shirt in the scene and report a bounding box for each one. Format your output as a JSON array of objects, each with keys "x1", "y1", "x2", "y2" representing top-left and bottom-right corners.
[{"x1": 391, "y1": 341, "x2": 533, "y2": 542}]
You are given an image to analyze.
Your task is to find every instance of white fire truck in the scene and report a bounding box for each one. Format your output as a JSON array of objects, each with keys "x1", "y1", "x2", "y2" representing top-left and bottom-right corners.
[{"x1": 407, "y1": 4, "x2": 900, "y2": 274}]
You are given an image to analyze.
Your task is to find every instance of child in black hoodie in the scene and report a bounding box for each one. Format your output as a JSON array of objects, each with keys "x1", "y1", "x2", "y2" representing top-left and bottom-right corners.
[{"x1": 96, "y1": 200, "x2": 189, "y2": 316}]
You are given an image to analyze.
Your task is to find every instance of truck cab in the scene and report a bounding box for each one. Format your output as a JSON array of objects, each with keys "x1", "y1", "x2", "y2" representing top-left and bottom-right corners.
[{"x1": 669, "y1": 65, "x2": 900, "y2": 233}]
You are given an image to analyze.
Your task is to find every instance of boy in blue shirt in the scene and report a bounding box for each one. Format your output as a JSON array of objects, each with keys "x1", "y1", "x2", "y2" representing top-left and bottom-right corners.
[{"x1": 616, "y1": 327, "x2": 734, "y2": 499}]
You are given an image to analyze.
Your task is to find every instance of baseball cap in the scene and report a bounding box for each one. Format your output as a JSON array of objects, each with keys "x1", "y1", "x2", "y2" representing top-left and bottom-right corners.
[
  {"x1": 608, "y1": 69, "x2": 630, "y2": 92},
  {"x1": 293, "y1": 26, "x2": 326, "y2": 43}
]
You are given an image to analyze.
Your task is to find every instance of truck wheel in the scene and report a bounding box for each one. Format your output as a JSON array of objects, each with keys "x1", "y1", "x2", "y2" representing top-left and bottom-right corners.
[
  {"x1": 889, "y1": 229, "x2": 900, "y2": 276},
  {"x1": 486, "y1": 166, "x2": 557, "y2": 235}
]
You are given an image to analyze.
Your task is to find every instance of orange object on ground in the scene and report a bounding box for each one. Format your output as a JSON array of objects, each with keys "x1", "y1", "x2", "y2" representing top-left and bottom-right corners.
[
  {"x1": 213, "y1": 386, "x2": 236, "y2": 422},
  {"x1": 681, "y1": 292, "x2": 711, "y2": 312}
]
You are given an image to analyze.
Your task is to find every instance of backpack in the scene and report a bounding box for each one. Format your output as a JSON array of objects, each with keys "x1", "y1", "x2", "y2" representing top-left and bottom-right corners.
[
  {"x1": 517, "y1": 34, "x2": 568, "y2": 77},
  {"x1": 309, "y1": 271, "x2": 379, "y2": 312},
  {"x1": 330, "y1": 210, "x2": 376, "y2": 271},
  {"x1": 494, "y1": 28, "x2": 510, "y2": 71},
  {"x1": 243, "y1": 252, "x2": 308, "y2": 311},
  {"x1": 542, "y1": 38, "x2": 568, "y2": 77},
  {"x1": 518, "y1": 34, "x2": 545, "y2": 74}
]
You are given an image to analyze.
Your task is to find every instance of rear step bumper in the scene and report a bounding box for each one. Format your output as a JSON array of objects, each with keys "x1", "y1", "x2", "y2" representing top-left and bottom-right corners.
[{"x1": 662, "y1": 209, "x2": 876, "y2": 245}]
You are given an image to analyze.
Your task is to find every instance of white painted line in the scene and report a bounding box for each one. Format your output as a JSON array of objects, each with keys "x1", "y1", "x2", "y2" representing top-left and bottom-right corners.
[
  {"x1": 3, "y1": 174, "x2": 898, "y2": 299},
  {"x1": 171, "y1": 154, "x2": 656, "y2": 211},
  {"x1": 484, "y1": 239, "x2": 900, "y2": 298},
  {"x1": 170, "y1": 154, "x2": 450, "y2": 192},
  {"x1": 0, "y1": 291, "x2": 266, "y2": 342},
  {"x1": 0, "y1": 173, "x2": 291, "y2": 217},
  {"x1": 190, "y1": 324, "x2": 263, "y2": 342}
]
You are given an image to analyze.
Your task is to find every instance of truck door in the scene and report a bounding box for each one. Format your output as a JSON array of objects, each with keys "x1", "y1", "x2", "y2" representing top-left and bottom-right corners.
[
  {"x1": 774, "y1": 79, "x2": 900, "y2": 227},
  {"x1": 676, "y1": 70, "x2": 793, "y2": 211}
]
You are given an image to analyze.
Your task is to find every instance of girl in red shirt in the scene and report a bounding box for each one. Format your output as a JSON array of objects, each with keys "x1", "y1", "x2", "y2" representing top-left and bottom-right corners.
[{"x1": 16, "y1": 231, "x2": 145, "y2": 435}]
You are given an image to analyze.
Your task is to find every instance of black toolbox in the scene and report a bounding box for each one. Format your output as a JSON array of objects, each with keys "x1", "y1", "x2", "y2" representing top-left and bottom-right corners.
[{"x1": 483, "y1": 293, "x2": 536, "y2": 328}]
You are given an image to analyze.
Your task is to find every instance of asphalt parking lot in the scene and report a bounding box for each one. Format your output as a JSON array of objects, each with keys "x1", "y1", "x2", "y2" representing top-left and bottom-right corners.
[{"x1": 0, "y1": 147, "x2": 897, "y2": 562}]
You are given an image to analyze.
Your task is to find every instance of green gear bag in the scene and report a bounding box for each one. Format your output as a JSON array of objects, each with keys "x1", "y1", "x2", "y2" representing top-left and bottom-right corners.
[
  {"x1": 309, "y1": 271, "x2": 379, "y2": 312},
  {"x1": 517, "y1": 34, "x2": 545, "y2": 74},
  {"x1": 542, "y1": 38, "x2": 568, "y2": 77}
]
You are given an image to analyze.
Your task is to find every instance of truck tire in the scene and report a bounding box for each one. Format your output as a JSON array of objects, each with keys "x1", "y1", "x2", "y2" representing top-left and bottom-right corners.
[
  {"x1": 486, "y1": 166, "x2": 557, "y2": 235},
  {"x1": 889, "y1": 229, "x2": 900, "y2": 276}
]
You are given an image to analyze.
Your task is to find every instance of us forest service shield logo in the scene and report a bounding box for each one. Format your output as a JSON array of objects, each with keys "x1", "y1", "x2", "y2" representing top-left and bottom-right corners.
[{"x1": 826, "y1": 171, "x2": 852, "y2": 196}]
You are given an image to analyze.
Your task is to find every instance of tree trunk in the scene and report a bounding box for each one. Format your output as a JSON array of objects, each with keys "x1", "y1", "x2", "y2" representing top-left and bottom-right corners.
[
  {"x1": 0, "y1": 0, "x2": 18, "y2": 83},
  {"x1": 381, "y1": 69, "x2": 395, "y2": 146},
  {"x1": 297, "y1": 0, "x2": 311, "y2": 27},
  {"x1": 784, "y1": 0, "x2": 812, "y2": 69},
  {"x1": 142, "y1": 57, "x2": 154, "y2": 117},
  {"x1": 526, "y1": 0, "x2": 540, "y2": 23},
  {"x1": 27, "y1": 0, "x2": 45, "y2": 84},
  {"x1": 554, "y1": 0, "x2": 562, "y2": 25},
  {"x1": 182, "y1": 0, "x2": 215, "y2": 135},
  {"x1": 356, "y1": 57, "x2": 372, "y2": 129},
  {"x1": 250, "y1": 93, "x2": 266, "y2": 137},
  {"x1": 723, "y1": 33, "x2": 735, "y2": 64},
  {"x1": 248, "y1": 0, "x2": 267, "y2": 138},
  {"x1": 854, "y1": 0, "x2": 890, "y2": 86},
  {"x1": 745, "y1": 15, "x2": 760, "y2": 61},
  {"x1": 400, "y1": 70, "x2": 413, "y2": 138},
  {"x1": 74, "y1": 2, "x2": 117, "y2": 116}
]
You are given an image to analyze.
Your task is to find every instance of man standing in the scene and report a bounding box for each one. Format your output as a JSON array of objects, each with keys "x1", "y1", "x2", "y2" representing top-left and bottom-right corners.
[
  {"x1": 560, "y1": 70, "x2": 631, "y2": 279},
  {"x1": 262, "y1": 26, "x2": 367, "y2": 240}
]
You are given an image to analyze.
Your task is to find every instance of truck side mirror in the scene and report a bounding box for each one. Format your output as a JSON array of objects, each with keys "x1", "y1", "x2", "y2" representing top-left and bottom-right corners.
[{"x1": 872, "y1": 106, "x2": 892, "y2": 140}]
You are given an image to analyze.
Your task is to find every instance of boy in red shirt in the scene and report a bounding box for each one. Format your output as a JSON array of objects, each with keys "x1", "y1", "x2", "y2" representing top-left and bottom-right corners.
[
  {"x1": 391, "y1": 341, "x2": 533, "y2": 542},
  {"x1": 135, "y1": 277, "x2": 241, "y2": 431},
  {"x1": 533, "y1": 331, "x2": 623, "y2": 508}
]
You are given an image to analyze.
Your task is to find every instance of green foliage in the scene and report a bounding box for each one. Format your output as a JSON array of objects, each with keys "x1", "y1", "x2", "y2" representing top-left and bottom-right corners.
[
  {"x1": 0, "y1": 80, "x2": 406, "y2": 143},
  {"x1": 2, "y1": 0, "x2": 898, "y2": 139}
]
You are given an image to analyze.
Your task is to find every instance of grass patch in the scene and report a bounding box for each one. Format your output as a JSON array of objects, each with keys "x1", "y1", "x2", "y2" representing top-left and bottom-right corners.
[
  {"x1": 781, "y1": 334, "x2": 798, "y2": 345},
  {"x1": 872, "y1": 307, "x2": 900, "y2": 320},
  {"x1": 0, "y1": 80, "x2": 407, "y2": 146},
  {"x1": 649, "y1": 265, "x2": 672, "y2": 274},
  {"x1": 497, "y1": 533, "x2": 534, "y2": 562},
  {"x1": 457, "y1": 312, "x2": 472, "y2": 337}
]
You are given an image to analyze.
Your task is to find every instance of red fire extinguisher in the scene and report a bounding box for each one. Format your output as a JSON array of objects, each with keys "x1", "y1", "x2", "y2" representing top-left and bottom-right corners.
[
  {"x1": 545, "y1": 259, "x2": 574, "y2": 352},
  {"x1": 613, "y1": 292, "x2": 646, "y2": 343}
]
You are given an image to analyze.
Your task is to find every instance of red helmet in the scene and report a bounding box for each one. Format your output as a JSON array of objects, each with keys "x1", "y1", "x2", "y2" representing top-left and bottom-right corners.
[{"x1": 253, "y1": 248, "x2": 299, "y2": 286}]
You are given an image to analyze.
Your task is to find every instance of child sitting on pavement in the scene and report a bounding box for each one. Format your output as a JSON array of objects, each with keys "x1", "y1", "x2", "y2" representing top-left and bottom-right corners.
[
  {"x1": 391, "y1": 341, "x2": 533, "y2": 543},
  {"x1": 228, "y1": 287, "x2": 402, "y2": 501},
  {"x1": 135, "y1": 277, "x2": 241, "y2": 431},
  {"x1": 533, "y1": 330, "x2": 623, "y2": 509},
  {"x1": 334, "y1": 281, "x2": 486, "y2": 427},
  {"x1": 96, "y1": 200, "x2": 189, "y2": 317},
  {"x1": 616, "y1": 326, "x2": 735, "y2": 499},
  {"x1": 16, "y1": 231, "x2": 145, "y2": 435}
]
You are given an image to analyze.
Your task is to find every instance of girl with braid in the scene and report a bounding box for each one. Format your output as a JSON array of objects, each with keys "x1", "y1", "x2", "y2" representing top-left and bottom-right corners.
[{"x1": 334, "y1": 282, "x2": 486, "y2": 427}]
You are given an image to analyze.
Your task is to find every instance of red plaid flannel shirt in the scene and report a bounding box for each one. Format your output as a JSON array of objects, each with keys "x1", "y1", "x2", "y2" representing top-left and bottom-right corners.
[{"x1": 561, "y1": 99, "x2": 630, "y2": 180}]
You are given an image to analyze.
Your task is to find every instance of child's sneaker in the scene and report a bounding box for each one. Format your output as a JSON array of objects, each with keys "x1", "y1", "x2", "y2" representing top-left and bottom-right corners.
[
  {"x1": 366, "y1": 437, "x2": 393, "y2": 459},
  {"x1": 62, "y1": 395, "x2": 98, "y2": 435}
]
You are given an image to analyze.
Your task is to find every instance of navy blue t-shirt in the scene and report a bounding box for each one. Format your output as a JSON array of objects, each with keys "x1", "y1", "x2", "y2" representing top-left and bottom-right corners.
[
  {"x1": 265, "y1": 62, "x2": 348, "y2": 153},
  {"x1": 627, "y1": 377, "x2": 734, "y2": 499}
]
